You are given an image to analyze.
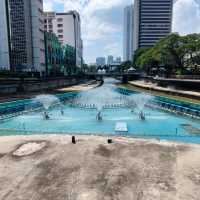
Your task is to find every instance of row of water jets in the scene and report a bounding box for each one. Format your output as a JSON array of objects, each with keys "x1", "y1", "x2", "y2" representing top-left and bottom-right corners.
[{"x1": 32, "y1": 79, "x2": 153, "y2": 121}]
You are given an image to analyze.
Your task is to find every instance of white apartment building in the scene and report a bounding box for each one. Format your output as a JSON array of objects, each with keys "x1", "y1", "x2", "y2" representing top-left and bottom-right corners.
[
  {"x1": 44, "y1": 12, "x2": 55, "y2": 33},
  {"x1": 96, "y1": 57, "x2": 106, "y2": 67},
  {"x1": 44, "y1": 11, "x2": 83, "y2": 68}
]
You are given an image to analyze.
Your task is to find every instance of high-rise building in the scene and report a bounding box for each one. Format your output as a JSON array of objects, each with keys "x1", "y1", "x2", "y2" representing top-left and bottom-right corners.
[
  {"x1": 44, "y1": 12, "x2": 55, "y2": 33},
  {"x1": 44, "y1": 11, "x2": 83, "y2": 68},
  {"x1": 96, "y1": 57, "x2": 106, "y2": 67},
  {"x1": 133, "y1": 0, "x2": 173, "y2": 50},
  {"x1": 0, "y1": 0, "x2": 10, "y2": 70},
  {"x1": 7, "y1": 0, "x2": 33, "y2": 71},
  {"x1": 30, "y1": 0, "x2": 45, "y2": 72},
  {"x1": 116, "y1": 57, "x2": 122, "y2": 64},
  {"x1": 123, "y1": 5, "x2": 134, "y2": 62},
  {"x1": 1, "y1": 0, "x2": 45, "y2": 72},
  {"x1": 107, "y1": 55, "x2": 114, "y2": 65}
]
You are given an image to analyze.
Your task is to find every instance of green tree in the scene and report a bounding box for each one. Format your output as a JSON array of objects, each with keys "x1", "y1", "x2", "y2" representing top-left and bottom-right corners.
[
  {"x1": 133, "y1": 48, "x2": 150, "y2": 68},
  {"x1": 134, "y1": 33, "x2": 200, "y2": 76},
  {"x1": 88, "y1": 65, "x2": 97, "y2": 73},
  {"x1": 82, "y1": 64, "x2": 89, "y2": 73},
  {"x1": 119, "y1": 61, "x2": 132, "y2": 73},
  {"x1": 182, "y1": 34, "x2": 200, "y2": 68}
]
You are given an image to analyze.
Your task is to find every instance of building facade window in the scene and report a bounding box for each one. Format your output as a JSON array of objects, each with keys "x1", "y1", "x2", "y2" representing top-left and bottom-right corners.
[{"x1": 57, "y1": 18, "x2": 63, "y2": 22}]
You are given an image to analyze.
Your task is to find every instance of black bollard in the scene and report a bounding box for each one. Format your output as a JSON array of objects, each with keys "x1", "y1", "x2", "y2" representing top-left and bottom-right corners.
[
  {"x1": 72, "y1": 136, "x2": 76, "y2": 144},
  {"x1": 107, "y1": 139, "x2": 112, "y2": 144}
]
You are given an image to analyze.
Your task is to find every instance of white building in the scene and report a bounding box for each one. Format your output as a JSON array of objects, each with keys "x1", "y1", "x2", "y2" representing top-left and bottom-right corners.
[
  {"x1": 44, "y1": 12, "x2": 55, "y2": 33},
  {"x1": 116, "y1": 57, "x2": 122, "y2": 64},
  {"x1": 0, "y1": 0, "x2": 10, "y2": 70},
  {"x1": 44, "y1": 11, "x2": 83, "y2": 68},
  {"x1": 123, "y1": 5, "x2": 134, "y2": 62},
  {"x1": 96, "y1": 57, "x2": 106, "y2": 67},
  {"x1": 107, "y1": 55, "x2": 114, "y2": 65}
]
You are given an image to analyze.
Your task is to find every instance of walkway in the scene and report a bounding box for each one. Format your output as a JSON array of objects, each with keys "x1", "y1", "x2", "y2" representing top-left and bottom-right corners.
[{"x1": 129, "y1": 80, "x2": 200, "y2": 100}]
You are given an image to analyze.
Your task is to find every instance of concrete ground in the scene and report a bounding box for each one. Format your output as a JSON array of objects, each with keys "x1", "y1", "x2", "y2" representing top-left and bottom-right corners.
[{"x1": 0, "y1": 135, "x2": 200, "y2": 200}]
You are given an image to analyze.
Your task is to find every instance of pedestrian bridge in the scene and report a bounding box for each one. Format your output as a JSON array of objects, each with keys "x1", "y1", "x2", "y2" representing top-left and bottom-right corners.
[{"x1": 86, "y1": 72, "x2": 141, "y2": 83}]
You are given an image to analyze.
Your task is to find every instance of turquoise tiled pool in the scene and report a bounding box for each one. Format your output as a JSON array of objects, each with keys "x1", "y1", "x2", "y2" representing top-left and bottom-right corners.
[{"x1": 0, "y1": 79, "x2": 200, "y2": 144}]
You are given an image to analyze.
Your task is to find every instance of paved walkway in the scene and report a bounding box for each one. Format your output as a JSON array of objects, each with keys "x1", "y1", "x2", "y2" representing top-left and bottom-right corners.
[{"x1": 129, "y1": 80, "x2": 200, "y2": 100}]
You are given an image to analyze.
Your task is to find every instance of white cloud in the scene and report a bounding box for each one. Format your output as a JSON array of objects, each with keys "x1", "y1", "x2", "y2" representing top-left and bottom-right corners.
[
  {"x1": 43, "y1": 0, "x2": 53, "y2": 11},
  {"x1": 81, "y1": 0, "x2": 128, "y2": 16},
  {"x1": 62, "y1": 0, "x2": 128, "y2": 43},
  {"x1": 43, "y1": 0, "x2": 126, "y2": 46},
  {"x1": 173, "y1": 0, "x2": 200, "y2": 35},
  {"x1": 104, "y1": 42, "x2": 121, "y2": 57},
  {"x1": 43, "y1": 0, "x2": 130, "y2": 62},
  {"x1": 82, "y1": 17, "x2": 120, "y2": 45}
]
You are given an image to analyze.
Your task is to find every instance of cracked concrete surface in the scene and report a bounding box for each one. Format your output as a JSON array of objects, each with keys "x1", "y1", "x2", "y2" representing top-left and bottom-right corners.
[{"x1": 0, "y1": 135, "x2": 200, "y2": 200}]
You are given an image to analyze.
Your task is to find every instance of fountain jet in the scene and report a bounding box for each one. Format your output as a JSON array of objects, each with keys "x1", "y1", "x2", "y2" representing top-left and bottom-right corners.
[
  {"x1": 61, "y1": 108, "x2": 64, "y2": 115},
  {"x1": 34, "y1": 94, "x2": 60, "y2": 110},
  {"x1": 43, "y1": 111, "x2": 50, "y2": 120},
  {"x1": 139, "y1": 111, "x2": 146, "y2": 121},
  {"x1": 96, "y1": 110, "x2": 103, "y2": 121},
  {"x1": 33, "y1": 94, "x2": 60, "y2": 119}
]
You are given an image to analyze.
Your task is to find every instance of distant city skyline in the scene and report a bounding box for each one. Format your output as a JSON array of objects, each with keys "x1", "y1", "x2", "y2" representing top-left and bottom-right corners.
[
  {"x1": 96, "y1": 57, "x2": 106, "y2": 67},
  {"x1": 43, "y1": 0, "x2": 200, "y2": 64},
  {"x1": 95, "y1": 55, "x2": 122, "y2": 66},
  {"x1": 107, "y1": 55, "x2": 114, "y2": 65}
]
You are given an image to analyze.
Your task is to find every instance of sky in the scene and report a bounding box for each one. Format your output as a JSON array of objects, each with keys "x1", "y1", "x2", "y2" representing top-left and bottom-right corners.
[{"x1": 43, "y1": 0, "x2": 200, "y2": 64}]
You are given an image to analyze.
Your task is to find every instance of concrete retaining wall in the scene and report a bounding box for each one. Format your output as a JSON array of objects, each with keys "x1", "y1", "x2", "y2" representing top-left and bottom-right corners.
[
  {"x1": 0, "y1": 78, "x2": 82, "y2": 94},
  {"x1": 142, "y1": 76, "x2": 200, "y2": 91}
]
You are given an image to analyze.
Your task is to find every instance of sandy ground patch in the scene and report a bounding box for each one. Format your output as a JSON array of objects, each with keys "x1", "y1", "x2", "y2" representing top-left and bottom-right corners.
[
  {"x1": 0, "y1": 135, "x2": 200, "y2": 200},
  {"x1": 13, "y1": 141, "x2": 46, "y2": 157},
  {"x1": 57, "y1": 81, "x2": 99, "y2": 92}
]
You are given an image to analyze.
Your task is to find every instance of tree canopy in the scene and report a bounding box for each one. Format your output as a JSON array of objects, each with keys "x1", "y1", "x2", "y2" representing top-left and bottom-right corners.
[{"x1": 134, "y1": 33, "x2": 200, "y2": 76}]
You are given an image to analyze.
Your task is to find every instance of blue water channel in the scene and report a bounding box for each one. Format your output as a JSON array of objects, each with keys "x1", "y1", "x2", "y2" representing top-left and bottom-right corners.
[{"x1": 0, "y1": 80, "x2": 200, "y2": 144}]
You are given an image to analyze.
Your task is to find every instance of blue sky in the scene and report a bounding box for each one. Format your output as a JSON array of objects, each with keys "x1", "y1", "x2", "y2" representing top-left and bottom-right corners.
[{"x1": 44, "y1": 0, "x2": 200, "y2": 64}]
